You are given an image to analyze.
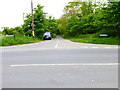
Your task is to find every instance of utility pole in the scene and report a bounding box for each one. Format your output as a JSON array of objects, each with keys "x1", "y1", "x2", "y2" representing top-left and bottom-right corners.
[{"x1": 31, "y1": 0, "x2": 35, "y2": 38}]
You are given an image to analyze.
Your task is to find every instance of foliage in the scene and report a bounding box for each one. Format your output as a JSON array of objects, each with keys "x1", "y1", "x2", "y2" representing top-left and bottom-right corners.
[
  {"x1": 22, "y1": 4, "x2": 58, "y2": 38},
  {"x1": 1, "y1": 1, "x2": 120, "y2": 45},
  {"x1": 63, "y1": 34, "x2": 119, "y2": 45},
  {"x1": 2, "y1": 4, "x2": 58, "y2": 39},
  {"x1": 63, "y1": 0, "x2": 94, "y2": 17},
  {"x1": 1, "y1": 35, "x2": 41, "y2": 46},
  {"x1": 58, "y1": 0, "x2": 120, "y2": 38},
  {"x1": 2, "y1": 26, "x2": 24, "y2": 35}
]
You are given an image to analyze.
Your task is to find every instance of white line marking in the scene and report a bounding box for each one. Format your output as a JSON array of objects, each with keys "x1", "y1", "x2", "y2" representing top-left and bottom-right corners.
[
  {"x1": 10, "y1": 63, "x2": 118, "y2": 67},
  {"x1": 55, "y1": 40, "x2": 59, "y2": 48},
  {"x1": 92, "y1": 47, "x2": 99, "y2": 48},
  {"x1": 105, "y1": 47, "x2": 112, "y2": 48},
  {"x1": 81, "y1": 47, "x2": 88, "y2": 48}
]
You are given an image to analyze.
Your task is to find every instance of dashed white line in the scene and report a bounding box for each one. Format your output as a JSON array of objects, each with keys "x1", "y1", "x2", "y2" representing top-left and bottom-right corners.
[
  {"x1": 105, "y1": 47, "x2": 112, "y2": 48},
  {"x1": 10, "y1": 63, "x2": 118, "y2": 67},
  {"x1": 81, "y1": 46, "x2": 88, "y2": 48},
  {"x1": 91, "y1": 47, "x2": 99, "y2": 48}
]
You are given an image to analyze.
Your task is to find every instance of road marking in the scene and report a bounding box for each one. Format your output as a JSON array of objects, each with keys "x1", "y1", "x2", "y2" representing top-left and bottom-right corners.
[
  {"x1": 10, "y1": 63, "x2": 118, "y2": 67},
  {"x1": 81, "y1": 46, "x2": 88, "y2": 48},
  {"x1": 105, "y1": 47, "x2": 112, "y2": 48},
  {"x1": 91, "y1": 47, "x2": 99, "y2": 48},
  {"x1": 55, "y1": 40, "x2": 59, "y2": 48}
]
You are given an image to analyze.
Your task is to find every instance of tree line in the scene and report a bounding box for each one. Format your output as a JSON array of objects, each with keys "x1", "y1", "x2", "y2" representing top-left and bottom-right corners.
[
  {"x1": 2, "y1": 0, "x2": 120, "y2": 39},
  {"x1": 58, "y1": 0, "x2": 120, "y2": 38},
  {"x1": 2, "y1": 4, "x2": 59, "y2": 38}
]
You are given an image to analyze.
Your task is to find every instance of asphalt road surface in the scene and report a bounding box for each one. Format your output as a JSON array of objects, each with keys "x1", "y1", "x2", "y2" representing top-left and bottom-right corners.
[{"x1": 2, "y1": 36, "x2": 118, "y2": 88}]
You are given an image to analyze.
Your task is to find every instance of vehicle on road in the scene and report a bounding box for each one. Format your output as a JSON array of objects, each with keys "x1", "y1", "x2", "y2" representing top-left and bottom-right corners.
[{"x1": 43, "y1": 31, "x2": 51, "y2": 40}]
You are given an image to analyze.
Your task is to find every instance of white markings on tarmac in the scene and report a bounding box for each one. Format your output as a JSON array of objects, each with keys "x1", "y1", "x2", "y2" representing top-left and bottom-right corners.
[
  {"x1": 81, "y1": 46, "x2": 88, "y2": 48},
  {"x1": 10, "y1": 63, "x2": 118, "y2": 67},
  {"x1": 105, "y1": 47, "x2": 112, "y2": 48},
  {"x1": 91, "y1": 47, "x2": 99, "y2": 48},
  {"x1": 55, "y1": 40, "x2": 59, "y2": 48}
]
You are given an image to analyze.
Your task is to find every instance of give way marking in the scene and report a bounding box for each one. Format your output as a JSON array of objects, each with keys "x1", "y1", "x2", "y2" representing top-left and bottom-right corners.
[{"x1": 10, "y1": 63, "x2": 119, "y2": 67}]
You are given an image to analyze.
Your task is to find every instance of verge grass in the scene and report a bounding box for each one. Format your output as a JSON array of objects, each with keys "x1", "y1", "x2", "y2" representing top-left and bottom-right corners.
[
  {"x1": 63, "y1": 34, "x2": 119, "y2": 45},
  {"x1": 0, "y1": 35, "x2": 42, "y2": 46}
]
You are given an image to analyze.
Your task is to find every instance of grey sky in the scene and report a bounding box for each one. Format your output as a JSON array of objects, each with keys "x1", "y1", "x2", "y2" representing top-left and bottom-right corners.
[
  {"x1": 0, "y1": 0, "x2": 74, "y2": 30},
  {"x1": 0, "y1": 0, "x2": 108, "y2": 30}
]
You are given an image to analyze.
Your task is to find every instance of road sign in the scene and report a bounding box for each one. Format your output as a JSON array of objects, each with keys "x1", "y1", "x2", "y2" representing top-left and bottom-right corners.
[{"x1": 6, "y1": 35, "x2": 15, "y2": 38}]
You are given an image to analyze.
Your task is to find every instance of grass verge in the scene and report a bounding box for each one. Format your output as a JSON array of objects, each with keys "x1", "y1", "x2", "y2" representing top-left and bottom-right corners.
[
  {"x1": 0, "y1": 35, "x2": 42, "y2": 46},
  {"x1": 63, "y1": 34, "x2": 119, "y2": 45}
]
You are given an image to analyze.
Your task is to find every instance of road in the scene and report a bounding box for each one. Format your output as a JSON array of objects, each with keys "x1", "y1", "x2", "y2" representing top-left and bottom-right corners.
[{"x1": 2, "y1": 36, "x2": 118, "y2": 88}]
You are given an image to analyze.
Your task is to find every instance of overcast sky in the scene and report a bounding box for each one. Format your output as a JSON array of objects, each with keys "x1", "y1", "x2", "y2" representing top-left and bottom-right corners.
[
  {"x1": 0, "y1": 0, "x2": 108, "y2": 30},
  {"x1": 0, "y1": 0, "x2": 74, "y2": 30}
]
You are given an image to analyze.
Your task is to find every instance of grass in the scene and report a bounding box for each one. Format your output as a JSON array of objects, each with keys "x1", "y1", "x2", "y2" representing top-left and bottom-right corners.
[
  {"x1": 0, "y1": 34, "x2": 119, "y2": 46},
  {"x1": 63, "y1": 34, "x2": 119, "y2": 45},
  {"x1": 0, "y1": 35, "x2": 42, "y2": 46}
]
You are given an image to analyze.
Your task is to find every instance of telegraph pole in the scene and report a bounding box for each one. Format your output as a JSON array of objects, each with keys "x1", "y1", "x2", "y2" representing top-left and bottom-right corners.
[{"x1": 31, "y1": 0, "x2": 35, "y2": 38}]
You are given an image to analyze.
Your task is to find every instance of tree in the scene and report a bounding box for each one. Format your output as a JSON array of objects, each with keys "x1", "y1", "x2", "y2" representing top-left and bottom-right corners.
[
  {"x1": 22, "y1": 4, "x2": 58, "y2": 38},
  {"x1": 58, "y1": 0, "x2": 120, "y2": 37},
  {"x1": 92, "y1": 1, "x2": 120, "y2": 37},
  {"x1": 22, "y1": 4, "x2": 46, "y2": 37},
  {"x1": 59, "y1": 0, "x2": 96, "y2": 36},
  {"x1": 63, "y1": 0, "x2": 94, "y2": 17},
  {"x1": 57, "y1": 16, "x2": 69, "y2": 35}
]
